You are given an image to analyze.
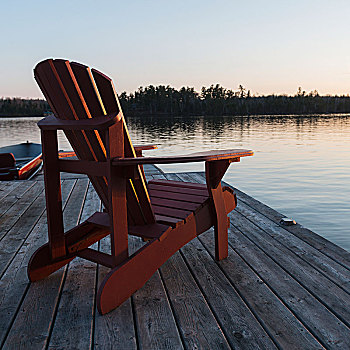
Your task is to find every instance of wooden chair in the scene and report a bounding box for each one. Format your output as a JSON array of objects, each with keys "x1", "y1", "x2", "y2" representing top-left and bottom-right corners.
[{"x1": 28, "y1": 59, "x2": 253, "y2": 314}]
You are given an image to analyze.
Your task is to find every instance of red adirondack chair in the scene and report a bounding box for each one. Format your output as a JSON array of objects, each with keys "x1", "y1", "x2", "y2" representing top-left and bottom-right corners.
[{"x1": 28, "y1": 59, "x2": 253, "y2": 314}]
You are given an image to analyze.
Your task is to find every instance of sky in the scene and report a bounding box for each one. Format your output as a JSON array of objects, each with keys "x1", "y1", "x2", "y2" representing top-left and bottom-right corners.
[{"x1": 1, "y1": 0, "x2": 350, "y2": 98}]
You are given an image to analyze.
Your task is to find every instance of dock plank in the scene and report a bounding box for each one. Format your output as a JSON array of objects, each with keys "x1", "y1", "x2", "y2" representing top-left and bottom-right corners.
[
  {"x1": 0, "y1": 180, "x2": 76, "y2": 349},
  {"x1": 199, "y1": 229, "x2": 324, "y2": 350},
  {"x1": 235, "y1": 200, "x2": 350, "y2": 292},
  {"x1": 48, "y1": 181, "x2": 100, "y2": 350},
  {"x1": 0, "y1": 181, "x2": 35, "y2": 220},
  {"x1": 2, "y1": 179, "x2": 88, "y2": 350},
  {"x1": 0, "y1": 182, "x2": 22, "y2": 201},
  {"x1": 0, "y1": 181, "x2": 44, "y2": 240},
  {"x1": 94, "y1": 236, "x2": 137, "y2": 350},
  {"x1": 181, "y1": 237, "x2": 277, "y2": 349},
  {"x1": 177, "y1": 171, "x2": 350, "y2": 348},
  {"x1": 130, "y1": 236, "x2": 184, "y2": 350},
  {"x1": 0, "y1": 186, "x2": 46, "y2": 278},
  {"x1": 228, "y1": 220, "x2": 350, "y2": 348},
  {"x1": 159, "y1": 252, "x2": 231, "y2": 350}
]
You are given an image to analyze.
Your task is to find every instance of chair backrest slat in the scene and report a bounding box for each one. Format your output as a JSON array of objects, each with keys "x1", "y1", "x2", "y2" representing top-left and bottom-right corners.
[
  {"x1": 35, "y1": 59, "x2": 109, "y2": 207},
  {"x1": 35, "y1": 58, "x2": 155, "y2": 225},
  {"x1": 92, "y1": 68, "x2": 155, "y2": 224}
]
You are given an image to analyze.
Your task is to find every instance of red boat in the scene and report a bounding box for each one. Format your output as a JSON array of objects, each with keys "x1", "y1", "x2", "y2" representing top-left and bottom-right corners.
[{"x1": 0, "y1": 142, "x2": 42, "y2": 180}]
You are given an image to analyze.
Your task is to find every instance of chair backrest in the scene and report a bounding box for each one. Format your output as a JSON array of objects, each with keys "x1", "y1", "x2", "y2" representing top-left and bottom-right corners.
[{"x1": 34, "y1": 59, "x2": 155, "y2": 225}]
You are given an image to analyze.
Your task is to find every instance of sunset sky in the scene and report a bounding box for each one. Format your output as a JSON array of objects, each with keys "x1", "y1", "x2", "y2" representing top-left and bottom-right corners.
[{"x1": 1, "y1": 0, "x2": 350, "y2": 98}]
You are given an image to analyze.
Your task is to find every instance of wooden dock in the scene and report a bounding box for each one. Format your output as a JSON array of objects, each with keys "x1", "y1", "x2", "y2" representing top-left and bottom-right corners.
[{"x1": 0, "y1": 164, "x2": 349, "y2": 349}]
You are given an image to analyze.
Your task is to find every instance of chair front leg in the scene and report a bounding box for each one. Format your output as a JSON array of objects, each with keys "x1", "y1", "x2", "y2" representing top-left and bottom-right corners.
[{"x1": 205, "y1": 160, "x2": 231, "y2": 260}]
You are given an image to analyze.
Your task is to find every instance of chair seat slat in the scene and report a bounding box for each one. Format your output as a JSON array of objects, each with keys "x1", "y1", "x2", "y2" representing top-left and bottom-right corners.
[
  {"x1": 150, "y1": 197, "x2": 199, "y2": 211},
  {"x1": 148, "y1": 183, "x2": 209, "y2": 197},
  {"x1": 152, "y1": 205, "x2": 192, "y2": 220},
  {"x1": 148, "y1": 189, "x2": 208, "y2": 204},
  {"x1": 149, "y1": 179, "x2": 208, "y2": 191}
]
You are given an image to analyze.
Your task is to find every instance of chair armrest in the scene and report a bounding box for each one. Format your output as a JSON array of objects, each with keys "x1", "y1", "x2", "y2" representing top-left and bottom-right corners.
[
  {"x1": 112, "y1": 149, "x2": 253, "y2": 166},
  {"x1": 38, "y1": 112, "x2": 121, "y2": 131}
]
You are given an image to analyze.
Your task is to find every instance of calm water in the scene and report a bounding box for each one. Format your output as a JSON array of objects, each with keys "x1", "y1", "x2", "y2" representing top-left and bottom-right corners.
[{"x1": 1, "y1": 115, "x2": 349, "y2": 251}]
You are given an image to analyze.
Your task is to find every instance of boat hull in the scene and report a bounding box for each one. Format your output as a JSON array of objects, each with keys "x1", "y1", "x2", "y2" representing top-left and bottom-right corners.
[{"x1": 0, "y1": 143, "x2": 43, "y2": 180}]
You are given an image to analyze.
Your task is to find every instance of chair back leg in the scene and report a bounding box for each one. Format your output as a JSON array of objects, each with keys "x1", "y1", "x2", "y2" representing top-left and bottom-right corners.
[{"x1": 41, "y1": 129, "x2": 66, "y2": 259}]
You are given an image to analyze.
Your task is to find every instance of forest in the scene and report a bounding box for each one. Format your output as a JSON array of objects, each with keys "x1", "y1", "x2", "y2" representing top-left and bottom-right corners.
[
  {"x1": 0, "y1": 98, "x2": 49, "y2": 117},
  {"x1": 1, "y1": 85, "x2": 350, "y2": 117}
]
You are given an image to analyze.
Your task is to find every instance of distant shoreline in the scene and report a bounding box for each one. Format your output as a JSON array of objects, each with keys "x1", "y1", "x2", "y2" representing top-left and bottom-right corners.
[{"x1": 1, "y1": 113, "x2": 350, "y2": 119}]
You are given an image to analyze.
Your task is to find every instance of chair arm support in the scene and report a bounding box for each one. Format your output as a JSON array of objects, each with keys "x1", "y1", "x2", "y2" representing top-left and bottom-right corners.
[
  {"x1": 112, "y1": 149, "x2": 253, "y2": 166},
  {"x1": 205, "y1": 159, "x2": 231, "y2": 190},
  {"x1": 133, "y1": 144, "x2": 158, "y2": 157},
  {"x1": 133, "y1": 144, "x2": 158, "y2": 151},
  {"x1": 38, "y1": 112, "x2": 121, "y2": 131}
]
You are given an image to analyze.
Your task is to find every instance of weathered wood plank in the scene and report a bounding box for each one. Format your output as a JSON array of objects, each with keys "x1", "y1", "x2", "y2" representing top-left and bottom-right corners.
[
  {"x1": 231, "y1": 182, "x2": 350, "y2": 268},
  {"x1": 1, "y1": 166, "x2": 348, "y2": 350},
  {"x1": 167, "y1": 173, "x2": 275, "y2": 347},
  {"x1": 0, "y1": 181, "x2": 22, "y2": 201},
  {"x1": 230, "y1": 210, "x2": 350, "y2": 325},
  {"x1": 176, "y1": 171, "x2": 350, "y2": 348},
  {"x1": 0, "y1": 188, "x2": 46, "y2": 278},
  {"x1": 229, "y1": 216, "x2": 350, "y2": 349},
  {"x1": 35, "y1": 172, "x2": 89, "y2": 181},
  {"x1": 130, "y1": 235, "x2": 184, "y2": 350},
  {"x1": 0, "y1": 181, "x2": 44, "y2": 240},
  {"x1": 0, "y1": 180, "x2": 76, "y2": 348},
  {"x1": 48, "y1": 182, "x2": 100, "y2": 349},
  {"x1": 159, "y1": 247, "x2": 231, "y2": 350},
  {"x1": 235, "y1": 200, "x2": 350, "y2": 292},
  {"x1": 152, "y1": 173, "x2": 169, "y2": 179},
  {"x1": 2, "y1": 179, "x2": 88, "y2": 350},
  {"x1": 143, "y1": 164, "x2": 164, "y2": 176},
  {"x1": 0, "y1": 180, "x2": 35, "y2": 219},
  {"x1": 94, "y1": 236, "x2": 137, "y2": 350},
  {"x1": 199, "y1": 228, "x2": 324, "y2": 349},
  {"x1": 180, "y1": 238, "x2": 277, "y2": 349},
  {"x1": 227, "y1": 217, "x2": 350, "y2": 348}
]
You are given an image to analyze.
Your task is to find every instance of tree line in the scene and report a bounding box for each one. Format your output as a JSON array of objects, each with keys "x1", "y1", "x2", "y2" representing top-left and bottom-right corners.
[
  {"x1": 119, "y1": 85, "x2": 350, "y2": 116},
  {"x1": 0, "y1": 98, "x2": 49, "y2": 117},
  {"x1": 1, "y1": 85, "x2": 350, "y2": 117}
]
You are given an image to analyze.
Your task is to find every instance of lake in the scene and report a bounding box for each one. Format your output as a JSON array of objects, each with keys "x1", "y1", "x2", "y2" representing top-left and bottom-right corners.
[{"x1": 0, "y1": 115, "x2": 349, "y2": 251}]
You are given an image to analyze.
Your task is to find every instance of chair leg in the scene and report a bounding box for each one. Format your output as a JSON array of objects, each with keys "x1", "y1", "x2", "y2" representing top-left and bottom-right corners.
[
  {"x1": 41, "y1": 130, "x2": 66, "y2": 260},
  {"x1": 206, "y1": 184, "x2": 228, "y2": 261},
  {"x1": 211, "y1": 183, "x2": 229, "y2": 261},
  {"x1": 205, "y1": 161, "x2": 231, "y2": 261},
  {"x1": 27, "y1": 243, "x2": 75, "y2": 282}
]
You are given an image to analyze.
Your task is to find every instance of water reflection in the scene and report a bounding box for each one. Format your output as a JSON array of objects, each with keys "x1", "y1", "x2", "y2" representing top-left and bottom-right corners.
[{"x1": 0, "y1": 115, "x2": 349, "y2": 251}]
